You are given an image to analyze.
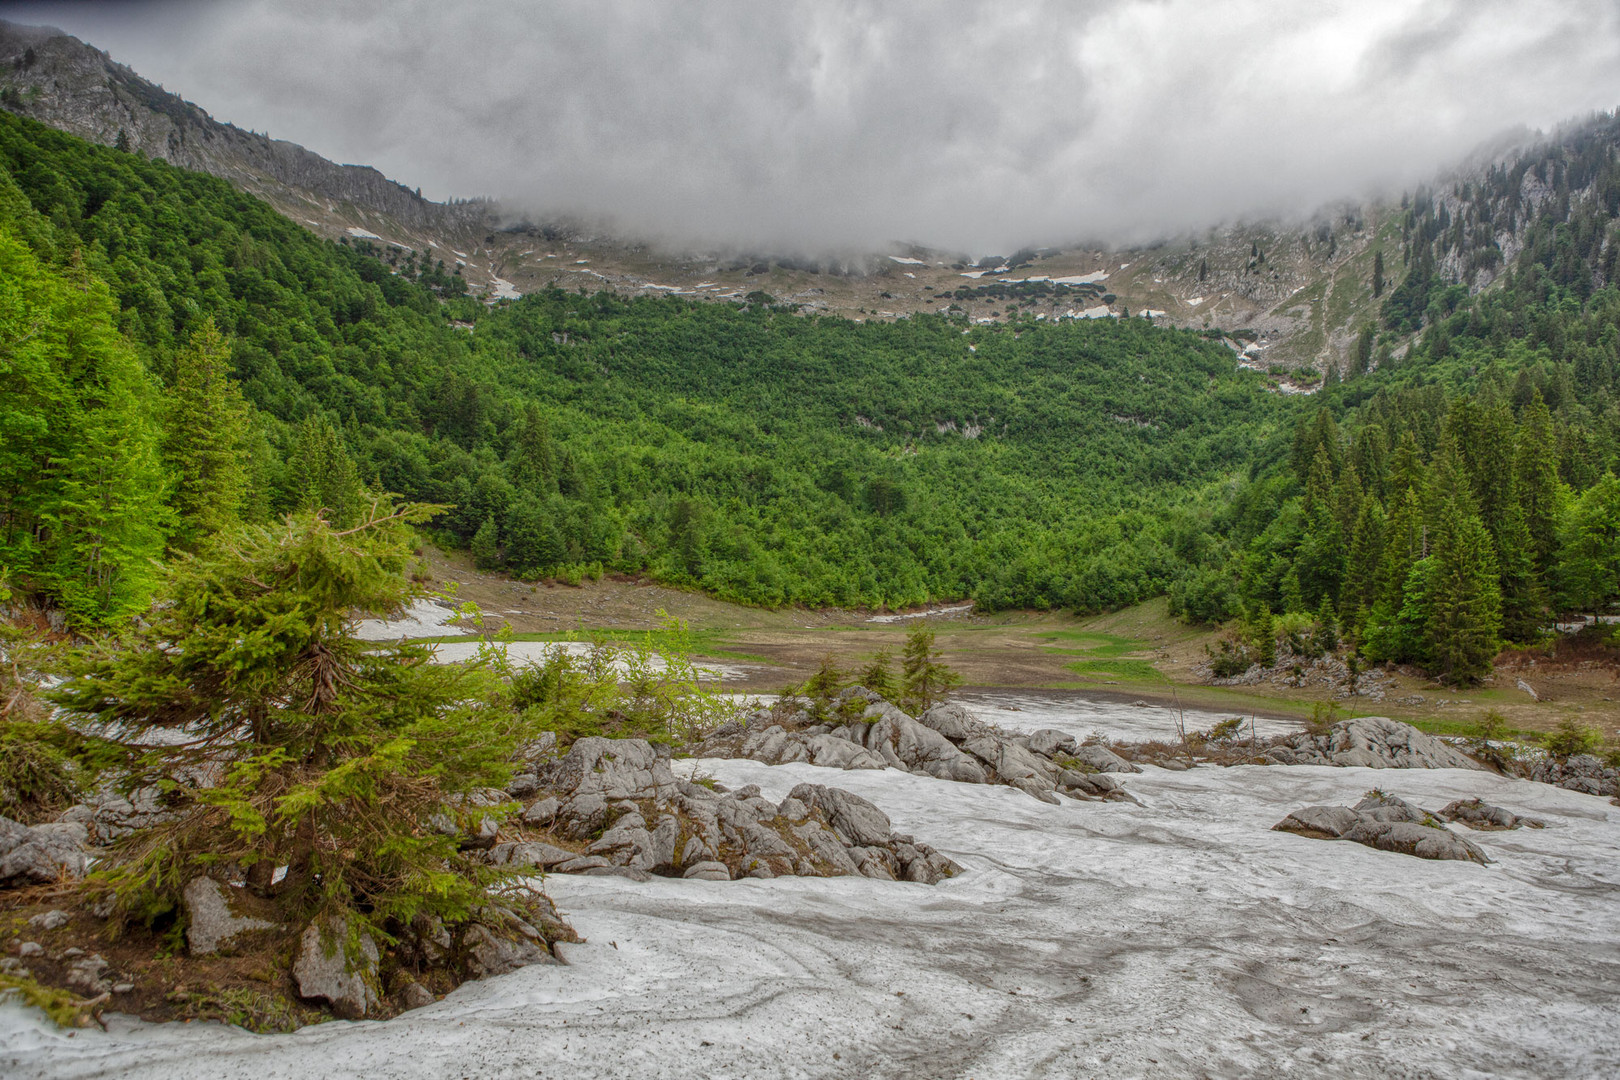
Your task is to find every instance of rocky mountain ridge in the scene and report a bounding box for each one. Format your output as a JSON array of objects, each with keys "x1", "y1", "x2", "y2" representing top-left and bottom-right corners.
[{"x1": 0, "y1": 17, "x2": 1592, "y2": 376}]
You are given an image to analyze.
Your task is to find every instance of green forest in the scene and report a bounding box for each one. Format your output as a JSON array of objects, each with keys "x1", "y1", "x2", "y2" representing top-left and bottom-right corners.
[{"x1": 4, "y1": 108, "x2": 1620, "y2": 683}]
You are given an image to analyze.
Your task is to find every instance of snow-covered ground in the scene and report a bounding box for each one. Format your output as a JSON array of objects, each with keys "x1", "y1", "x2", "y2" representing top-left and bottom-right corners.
[
  {"x1": 955, "y1": 689, "x2": 1300, "y2": 743},
  {"x1": 352, "y1": 599, "x2": 463, "y2": 640},
  {"x1": 5, "y1": 753, "x2": 1617, "y2": 1078}
]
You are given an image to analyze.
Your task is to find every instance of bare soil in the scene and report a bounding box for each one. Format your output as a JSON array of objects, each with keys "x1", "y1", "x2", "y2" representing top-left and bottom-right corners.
[{"x1": 419, "y1": 546, "x2": 1620, "y2": 739}]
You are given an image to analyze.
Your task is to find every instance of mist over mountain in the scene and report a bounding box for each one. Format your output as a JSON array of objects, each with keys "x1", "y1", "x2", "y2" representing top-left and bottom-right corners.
[{"x1": 10, "y1": 0, "x2": 1620, "y2": 254}]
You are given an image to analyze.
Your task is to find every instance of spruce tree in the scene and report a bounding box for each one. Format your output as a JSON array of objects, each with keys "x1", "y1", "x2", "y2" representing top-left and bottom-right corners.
[
  {"x1": 1557, "y1": 473, "x2": 1620, "y2": 619},
  {"x1": 0, "y1": 225, "x2": 169, "y2": 625},
  {"x1": 1423, "y1": 501, "x2": 1503, "y2": 683},
  {"x1": 1372, "y1": 250, "x2": 1384, "y2": 297},
  {"x1": 289, "y1": 415, "x2": 362, "y2": 526},
  {"x1": 165, "y1": 318, "x2": 252, "y2": 545},
  {"x1": 470, "y1": 515, "x2": 502, "y2": 569},
  {"x1": 1341, "y1": 493, "x2": 1386, "y2": 635},
  {"x1": 900, "y1": 628, "x2": 961, "y2": 714},
  {"x1": 1517, "y1": 390, "x2": 1561, "y2": 579},
  {"x1": 50, "y1": 504, "x2": 535, "y2": 943}
]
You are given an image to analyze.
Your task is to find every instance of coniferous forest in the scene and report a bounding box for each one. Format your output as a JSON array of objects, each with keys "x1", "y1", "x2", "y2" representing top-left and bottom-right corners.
[{"x1": 5, "y1": 109, "x2": 1620, "y2": 684}]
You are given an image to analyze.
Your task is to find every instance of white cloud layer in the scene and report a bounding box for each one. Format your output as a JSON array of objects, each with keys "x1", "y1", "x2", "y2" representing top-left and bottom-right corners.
[{"x1": 12, "y1": 0, "x2": 1620, "y2": 252}]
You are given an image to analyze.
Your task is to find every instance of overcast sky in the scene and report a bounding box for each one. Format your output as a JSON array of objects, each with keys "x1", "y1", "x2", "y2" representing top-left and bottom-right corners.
[{"x1": 10, "y1": 0, "x2": 1620, "y2": 253}]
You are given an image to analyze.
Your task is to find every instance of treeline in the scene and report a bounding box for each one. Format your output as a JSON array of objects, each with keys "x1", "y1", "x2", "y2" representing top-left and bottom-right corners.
[
  {"x1": 6, "y1": 104, "x2": 1620, "y2": 689},
  {"x1": 0, "y1": 110, "x2": 1286, "y2": 622},
  {"x1": 1174, "y1": 113, "x2": 1620, "y2": 680}
]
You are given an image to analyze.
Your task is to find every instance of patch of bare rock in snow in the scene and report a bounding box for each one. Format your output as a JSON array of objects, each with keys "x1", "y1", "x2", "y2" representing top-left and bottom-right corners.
[{"x1": 4, "y1": 708, "x2": 1620, "y2": 1078}]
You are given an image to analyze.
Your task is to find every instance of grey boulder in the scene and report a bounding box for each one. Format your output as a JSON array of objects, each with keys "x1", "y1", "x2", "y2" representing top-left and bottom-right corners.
[
  {"x1": 183, "y1": 876, "x2": 279, "y2": 956},
  {"x1": 292, "y1": 917, "x2": 380, "y2": 1019}
]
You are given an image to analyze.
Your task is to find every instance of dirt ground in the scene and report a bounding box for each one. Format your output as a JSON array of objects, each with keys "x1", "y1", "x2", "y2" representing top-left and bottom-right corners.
[{"x1": 419, "y1": 546, "x2": 1620, "y2": 738}]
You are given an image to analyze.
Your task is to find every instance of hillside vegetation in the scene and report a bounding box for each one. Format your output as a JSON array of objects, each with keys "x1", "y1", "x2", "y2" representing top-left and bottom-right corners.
[{"x1": 4, "y1": 109, "x2": 1620, "y2": 685}]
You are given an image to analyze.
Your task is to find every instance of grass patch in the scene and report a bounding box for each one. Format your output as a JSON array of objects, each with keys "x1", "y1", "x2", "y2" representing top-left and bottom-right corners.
[{"x1": 1063, "y1": 658, "x2": 1162, "y2": 681}]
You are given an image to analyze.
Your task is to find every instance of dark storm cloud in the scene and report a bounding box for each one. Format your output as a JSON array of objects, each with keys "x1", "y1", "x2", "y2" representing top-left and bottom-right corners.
[{"x1": 11, "y1": 0, "x2": 1620, "y2": 252}]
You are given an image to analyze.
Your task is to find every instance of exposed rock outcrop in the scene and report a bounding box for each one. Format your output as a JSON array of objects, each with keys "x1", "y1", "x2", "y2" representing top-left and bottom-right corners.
[
  {"x1": 695, "y1": 690, "x2": 1137, "y2": 805},
  {"x1": 1274, "y1": 792, "x2": 1489, "y2": 864},
  {"x1": 1438, "y1": 798, "x2": 1546, "y2": 830},
  {"x1": 498, "y1": 736, "x2": 959, "y2": 884},
  {"x1": 1519, "y1": 754, "x2": 1619, "y2": 798},
  {"x1": 0, "y1": 815, "x2": 89, "y2": 886},
  {"x1": 292, "y1": 917, "x2": 380, "y2": 1020},
  {"x1": 182, "y1": 876, "x2": 279, "y2": 956},
  {"x1": 1263, "y1": 717, "x2": 1483, "y2": 771}
]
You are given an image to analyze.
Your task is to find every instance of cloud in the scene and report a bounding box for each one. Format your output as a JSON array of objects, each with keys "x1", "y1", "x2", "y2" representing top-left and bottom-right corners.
[{"x1": 13, "y1": 0, "x2": 1620, "y2": 253}]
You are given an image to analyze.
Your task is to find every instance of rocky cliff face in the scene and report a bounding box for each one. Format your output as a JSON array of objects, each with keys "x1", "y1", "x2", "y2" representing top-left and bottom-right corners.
[{"x1": 0, "y1": 20, "x2": 492, "y2": 238}]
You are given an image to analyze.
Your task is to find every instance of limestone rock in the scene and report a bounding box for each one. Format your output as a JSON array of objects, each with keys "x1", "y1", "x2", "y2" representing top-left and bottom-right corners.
[
  {"x1": 399, "y1": 982, "x2": 436, "y2": 1011},
  {"x1": 27, "y1": 910, "x2": 69, "y2": 932},
  {"x1": 463, "y1": 922, "x2": 556, "y2": 978},
  {"x1": 682, "y1": 860, "x2": 731, "y2": 880},
  {"x1": 1438, "y1": 797, "x2": 1546, "y2": 830},
  {"x1": 1275, "y1": 796, "x2": 1489, "y2": 864},
  {"x1": 1273, "y1": 805, "x2": 1363, "y2": 839},
  {"x1": 1522, "y1": 754, "x2": 1619, "y2": 798},
  {"x1": 292, "y1": 917, "x2": 380, "y2": 1019},
  {"x1": 183, "y1": 876, "x2": 278, "y2": 956},
  {"x1": 1065, "y1": 744, "x2": 1142, "y2": 774},
  {"x1": 484, "y1": 840, "x2": 578, "y2": 869},
  {"x1": 0, "y1": 816, "x2": 89, "y2": 887},
  {"x1": 788, "y1": 784, "x2": 892, "y2": 847},
  {"x1": 1272, "y1": 717, "x2": 1483, "y2": 770}
]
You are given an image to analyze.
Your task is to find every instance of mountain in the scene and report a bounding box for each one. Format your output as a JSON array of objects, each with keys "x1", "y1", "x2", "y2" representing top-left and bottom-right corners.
[{"x1": 0, "y1": 17, "x2": 1474, "y2": 375}]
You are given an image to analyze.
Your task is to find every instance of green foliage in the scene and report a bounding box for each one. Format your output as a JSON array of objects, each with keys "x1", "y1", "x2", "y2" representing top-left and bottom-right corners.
[
  {"x1": 0, "y1": 215, "x2": 168, "y2": 625},
  {"x1": 49, "y1": 503, "x2": 530, "y2": 939},
  {"x1": 899, "y1": 627, "x2": 961, "y2": 714},
  {"x1": 165, "y1": 318, "x2": 251, "y2": 545},
  {"x1": 803, "y1": 654, "x2": 845, "y2": 722},
  {"x1": 1542, "y1": 718, "x2": 1603, "y2": 759},
  {"x1": 855, "y1": 647, "x2": 898, "y2": 701}
]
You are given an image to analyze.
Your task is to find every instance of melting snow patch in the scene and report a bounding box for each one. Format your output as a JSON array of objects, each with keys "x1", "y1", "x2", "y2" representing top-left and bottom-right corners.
[
  {"x1": 959, "y1": 270, "x2": 987, "y2": 279},
  {"x1": 1188, "y1": 296, "x2": 1206, "y2": 305},
  {"x1": 345, "y1": 227, "x2": 382, "y2": 240},
  {"x1": 9, "y1": 729, "x2": 1619, "y2": 1079},
  {"x1": 352, "y1": 598, "x2": 463, "y2": 640},
  {"x1": 888, "y1": 255, "x2": 927, "y2": 265},
  {"x1": 867, "y1": 603, "x2": 974, "y2": 623},
  {"x1": 1079, "y1": 306, "x2": 1115, "y2": 319},
  {"x1": 488, "y1": 277, "x2": 522, "y2": 301},
  {"x1": 1050, "y1": 271, "x2": 1109, "y2": 284}
]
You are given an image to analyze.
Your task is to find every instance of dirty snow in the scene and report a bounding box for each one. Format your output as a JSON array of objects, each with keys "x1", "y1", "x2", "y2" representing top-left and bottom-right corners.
[
  {"x1": 344, "y1": 227, "x2": 382, "y2": 240},
  {"x1": 866, "y1": 603, "x2": 975, "y2": 624},
  {"x1": 4, "y1": 745, "x2": 1617, "y2": 1078},
  {"x1": 1077, "y1": 305, "x2": 1114, "y2": 319},
  {"x1": 487, "y1": 277, "x2": 522, "y2": 301},
  {"x1": 888, "y1": 256, "x2": 926, "y2": 265},
  {"x1": 352, "y1": 599, "x2": 464, "y2": 640}
]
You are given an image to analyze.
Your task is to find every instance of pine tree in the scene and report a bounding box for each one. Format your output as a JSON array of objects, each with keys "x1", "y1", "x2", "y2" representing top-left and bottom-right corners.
[
  {"x1": 1423, "y1": 501, "x2": 1502, "y2": 684},
  {"x1": 1353, "y1": 326, "x2": 1374, "y2": 375},
  {"x1": 1372, "y1": 250, "x2": 1385, "y2": 297},
  {"x1": 288, "y1": 415, "x2": 362, "y2": 527},
  {"x1": 0, "y1": 224, "x2": 169, "y2": 625},
  {"x1": 900, "y1": 627, "x2": 961, "y2": 714},
  {"x1": 1517, "y1": 390, "x2": 1561, "y2": 579},
  {"x1": 856, "y1": 648, "x2": 898, "y2": 701},
  {"x1": 1198, "y1": 258, "x2": 1208, "y2": 282},
  {"x1": 508, "y1": 404, "x2": 557, "y2": 494},
  {"x1": 50, "y1": 504, "x2": 537, "y2": 948},
  {"x1": 165, "y1": 318, "x2": 252, "y2": 545},
  {"x1": 1496, "y1": 498, "x2": 1547, "y2": 642},
  {"x1": 470, "y1": 515, "x2": 501, "y2": 569},
  {"x1": 1557, "y1": 473, "x2": 1620, "y2": 619},
  {"x1": 504, "y1": 495, "x2": 565, "y2": 575},
  {"x1": 1340, "y1": 493, "x2": 1386, "y2": 635}
]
